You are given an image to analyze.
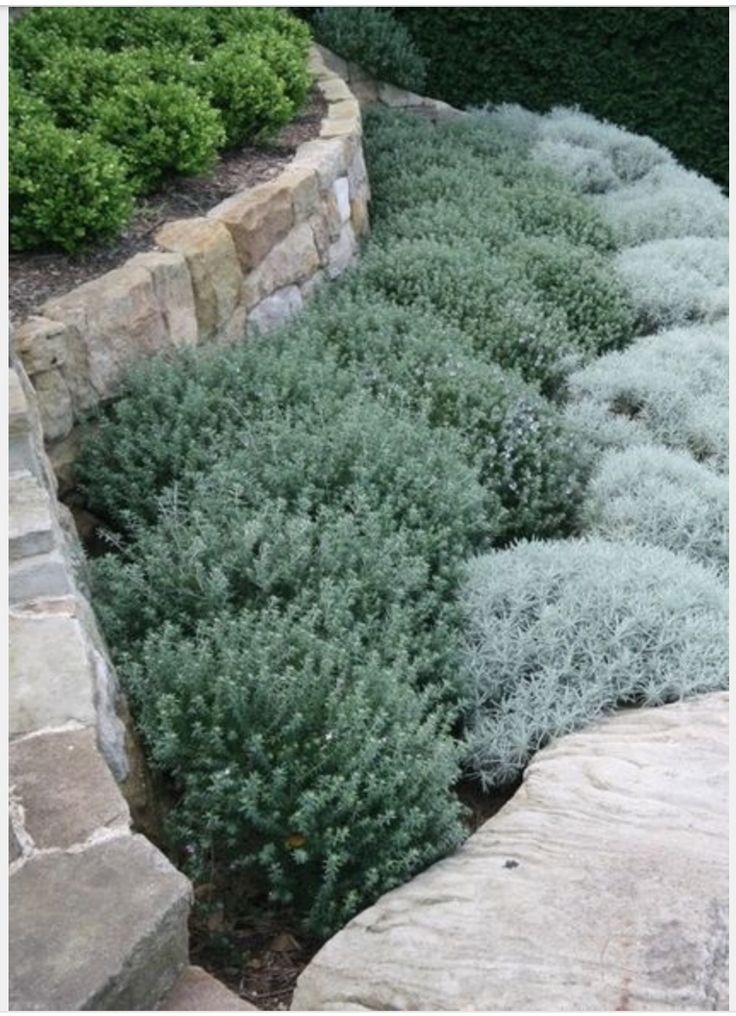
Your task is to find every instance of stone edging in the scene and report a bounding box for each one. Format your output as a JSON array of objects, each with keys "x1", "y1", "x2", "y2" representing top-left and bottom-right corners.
[{"x1": 7, "y1": 45, "x2": 367, "y2": 1012}]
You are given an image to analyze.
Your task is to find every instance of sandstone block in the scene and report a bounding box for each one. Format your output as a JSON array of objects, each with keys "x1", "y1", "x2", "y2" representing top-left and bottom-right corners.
[
  {"x1": 321, "y1": 116, "x2": 360, "y2": 139},
  {"x1": 294, "y1": 693, "x2": 729, "y2": 1012},
  {"x1": 156, "y1": 218, "x2": 242, "y2": 343},
  {"x1": 333, "y1": 177, "x2": 351, "y2": 223},
  {"x1": 9, "y1": 819, "x2": 22, "y2": 864},
  {"x1": 9, "y1": 471, "x2": 55, "y2": 561},
  {"x1": 296, "y1": 138, "x2": 349, "y2": 191},
  {"x1": 9, "y1": 612, "x2": 95, "y2": 734},
  {"x1": 247, "y1": 222, "x2": 320, "y2": 304},
  {"x1": 42, "y1": 264, "x2": 171, "y2": 405},
  {"x1": 9, "y1": 834, "x2": 191, "y2": 1011},
  {"x1": 208, "y1": 182, "x2": 294, "y2": 273},
  {"x1": 278, "y1": 164, "x2": 320, "y2": 222},
  {"x1": 249, "y1": 286, "x2": 303, "y2": 336},
  {"x1": 9, "y1": 549, "x2": 73, "y2": 607},
  {"x1": 318, "y1": 77, "x2": 353, "y2": 103},
  {"x1": 10, "y1": 727, "x2": 130, "y2": 850},
  {"x1": 313, "y1": 43, "x2": 349, "y2": 81},
  {"x1": 309, "y1": 212, "x2": 331, "y2": 266},
  {"x1": 158, "y1": 966, "x2": 256, "y2": 1011},
  {"x1": 326, "y1": 222, "x2": 357, "y2": 279},
  {"x1": 13, "y1": 316, "x2": 68, "y2": 374},
  {"x1": 347, "y1": 146, "x2": 369, "y2": 198},
  {"x1": 32, "y1": 368, "x2": 73, "y2": 442},
  {"x1": 127, "y1": 251, "x2": 199, "y2": 347},
  {"x1": 301, "y1": 270, "x2": 326, "y2": 301}
]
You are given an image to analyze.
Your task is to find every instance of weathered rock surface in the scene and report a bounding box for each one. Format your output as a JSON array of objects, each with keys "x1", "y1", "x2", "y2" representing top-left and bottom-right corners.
[
  {"x1": 10, "y1": 727, "x2": 129, "y2": 850},
  {"x1": 158, "y1": 966, "x2": 256, "y2": 1011},
  {"x1": 293, "y1": 693, "x2": 729, "y2": 1012},
  {"x1": 9, "y1": 834, "x2": 191, "y2": 1011}
]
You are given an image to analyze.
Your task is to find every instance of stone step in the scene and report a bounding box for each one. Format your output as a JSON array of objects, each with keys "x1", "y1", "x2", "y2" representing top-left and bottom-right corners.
[
  {"x1": 158, "y1": 966, "x2": 257, "y2": 1010},
  {"x1": 9, "y1": 833, "x2": 191, "y2": 1010},
  {"x1": 293, "y1": 693, "x2": 729, "y2": 1012}
]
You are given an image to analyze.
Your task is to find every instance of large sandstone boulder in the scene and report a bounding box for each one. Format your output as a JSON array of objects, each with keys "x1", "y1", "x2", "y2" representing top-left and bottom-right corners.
[{"x1": 293, "y1": 693, "x2": 729, "y2": 1012}]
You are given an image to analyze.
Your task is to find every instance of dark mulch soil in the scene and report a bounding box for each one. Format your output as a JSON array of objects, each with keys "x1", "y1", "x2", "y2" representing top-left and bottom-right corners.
[
  {"x1": 191, "y1": 776, "x2": 520, "y2": 1010},
  {"x1": 9, "y1": 88, "x2": 328, "y2": 329}
]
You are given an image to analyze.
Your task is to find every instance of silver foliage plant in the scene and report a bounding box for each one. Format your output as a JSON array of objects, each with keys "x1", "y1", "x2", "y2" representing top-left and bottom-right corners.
[
  {"x1": 614, "y1": 236, "x2": 729, "y2": 331},
  {"x1": 460, "y1": 538, "x2": 728, "y2": 788},
  {"x1": 583, "y1": 445, "x2": 729, "y2": 577},
  {"x1": 565, "y1": 320, "x2": 728, "y2": 472}
]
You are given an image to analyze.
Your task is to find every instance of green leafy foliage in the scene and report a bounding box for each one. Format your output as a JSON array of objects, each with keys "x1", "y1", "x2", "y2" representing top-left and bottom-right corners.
[
  {"x1": 313, "y1": 6, "x2": 427, "y2": 92},
  {"x1": 460, "y1": 538, "x2": 728, "y2": 787},
  {"x1": 9, "y1": 120, "x2": 134, "y2": 253},
  {"x1": 9, "y1": 6, "x2": 311, "y2": 249},
  {"x1": 91, "y1": 81, "x2": 225, "y2": 193},
  {"x1": 395, "y1": 8, "x2": 728, "y2": 186},
  {"x1": 194, "y1": 40, "x2": 292, "y2": 149},
  {"x1": 583, "y1": 446, "x2": 728, "y2": 577}
]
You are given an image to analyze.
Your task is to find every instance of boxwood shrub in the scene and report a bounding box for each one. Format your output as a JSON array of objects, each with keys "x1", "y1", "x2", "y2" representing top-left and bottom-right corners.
[{"x1": 9, "y1": 6, "x2": 311, "y2": 250}]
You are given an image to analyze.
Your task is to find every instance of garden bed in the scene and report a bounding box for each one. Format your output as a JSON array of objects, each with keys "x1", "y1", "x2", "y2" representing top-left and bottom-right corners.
[{"x1": 9, "y1": 88, "x2": 327, "y2": 328}]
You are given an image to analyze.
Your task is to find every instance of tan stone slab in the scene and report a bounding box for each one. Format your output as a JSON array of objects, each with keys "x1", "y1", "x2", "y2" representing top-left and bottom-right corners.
[
  {"x1": 207, "y1": 181, "x2": 294, "y2": 273},
  {"x1": 158, "y1": 966, "x2": 256, "y2": 1010},
  {"x1": 295, "y1": 138, "x2": 350, "y2": 191},
  {"x1": 156, "y1": 218, "x2": 242, "y2": 343},
  {"x1": 9, "y1": 612, "x2": 95, "y2": 734},
  {"x1": 326, "y1": 223, "x2": 357, "y2": 280},
  {"x1": 317, "y1": 77, "x2": 353, "y2": 103},
  {"x1": 127, "y1": 251, "x2": 199, "y2": 347},
  {"x1": 9, "y1": 834, "x2": 191, "y2": 1011},
  {"x1": 249, "y1": 285, "x2": 303, "y2": 336},
  {"x1": 10, "y1": 727, "x2": 130, "y2": 850},
  {"x1": 42, "y1": 264, "x2": 172, "y2": 403},
  {"x1": 32, "y1": 368, "x2": 73, "y2": 442},
  {"x1": 294, "y1": 693, "x2": 729, "y2": 1012},
  {"x1": 9, "y1": 366, "x2": 30, "y2": 437},
  {"x1": 277, "y1": 165, "x2": 320, "y2": 222},
  {"x1": 9, "y1": 471, "x2": 56, "y2": 561},
  {"x1": 313, "y1": 43, "x2": 349, "y2": 81},
  {"x1": 246, "y1": 222, "x2": 320, "y2": 305},
  {"x1": 13, "y1": 315, "x2": 68, "y2": 374}
]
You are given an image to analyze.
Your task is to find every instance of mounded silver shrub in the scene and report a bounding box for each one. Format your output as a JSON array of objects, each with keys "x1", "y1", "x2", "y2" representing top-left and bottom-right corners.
[
  {"x1": 614, "y1": 236, "x2": 729, "y2": 331},
  {"x1": 566, "y1": 320, "x2": 728, "y2": 472},
  {"x1": 592, "y1": 162, "x2": 728, "y2": 246},
  {"x1": 460, "y1": 538, "x2": 728, "y2": 787},
  {"x1": 583, "y1": 445, "x2": 729, "y2": 576}
]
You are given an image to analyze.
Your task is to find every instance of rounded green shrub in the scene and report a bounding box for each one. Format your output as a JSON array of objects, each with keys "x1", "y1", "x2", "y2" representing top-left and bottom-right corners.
[
  {"x1": 501, "y1": 236, "x2": 636, "y2": 356},
  {"x1": 460, "y1": 538, "x2": 728, "y2": 788},
  {"x1": 313, "y1": 6, "x2": 427, "y2": 92},
  {"x1": 91, "y1": 80, "x2": 225, "y2": 192},
  {"x1": 196, "y1": 41, "x2": 292, "y2": 148},
  {"x1": 247, "y1": 27, "x2": 311, "y2": 109},
  {"x1": 10, "y1": 120, "x2": 135, "y2": 253},
  {"x1": 299, "y1": 291, "x2": 587, "y2": 539},
  {"x1": 353, "y1": 237, "x2": 577, "y2": 393},
  {"x1": 583, "y1": 446, "x2": 728, "y2": 576},
  {"x1": 121, "y1": 608, "x2": 465, "y2": 938}
]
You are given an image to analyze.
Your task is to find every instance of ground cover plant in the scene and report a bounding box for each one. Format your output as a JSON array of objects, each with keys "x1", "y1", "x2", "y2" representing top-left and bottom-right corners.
[
  {"x1": 78, "y1": 104, "x2": 640, "y2": 939},
  {"x1": 460, "y1": 539, "x2": 728, "y2": 787},
  {"x1": 9, "y1": 7, "x2": 311, "y2": 251},
  {"x1": 457, "y1": 103, "x2": 728, "y2": 789}
]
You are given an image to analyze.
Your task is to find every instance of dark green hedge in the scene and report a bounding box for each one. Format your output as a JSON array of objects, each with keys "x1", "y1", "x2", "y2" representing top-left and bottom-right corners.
[{"x1": 394, "y1": 8, "x2": 728, "y2": 187}]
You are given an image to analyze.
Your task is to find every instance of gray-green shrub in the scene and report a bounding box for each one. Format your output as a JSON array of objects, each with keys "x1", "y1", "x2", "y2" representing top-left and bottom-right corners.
[
  {"x1": 460, "y1": 538, "x2": 728, "y2": 787},
  {"x1": 566, "y1": 320, "x2": 728, "y2": 472},
  {"x1": 583, "y1": 446, "x2": 728, "y2": 576},
  {"x1": 122, "y1": 609, "x2": 465, "y2": 938},
  {"x1": 313, "y1": 7, "x2": 427, "y2": 92}
]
